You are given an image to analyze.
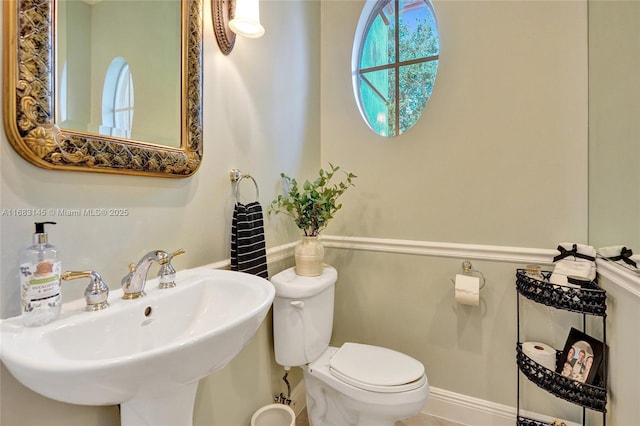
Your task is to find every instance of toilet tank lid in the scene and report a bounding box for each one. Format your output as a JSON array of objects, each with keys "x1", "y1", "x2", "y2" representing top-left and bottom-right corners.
[{"x1": 270, "y1": 266, "x2": 338, "y2": 298}]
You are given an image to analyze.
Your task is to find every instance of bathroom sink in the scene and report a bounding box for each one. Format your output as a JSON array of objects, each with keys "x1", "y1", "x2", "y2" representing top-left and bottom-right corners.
[{"x1": 0, "y1": 267, "x2": 275, "y2": 425}]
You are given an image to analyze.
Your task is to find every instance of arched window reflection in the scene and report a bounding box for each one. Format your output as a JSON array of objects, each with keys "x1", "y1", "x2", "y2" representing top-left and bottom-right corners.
[{"x1": 100, "y1": 57, "x2": 134, "y2": 138}]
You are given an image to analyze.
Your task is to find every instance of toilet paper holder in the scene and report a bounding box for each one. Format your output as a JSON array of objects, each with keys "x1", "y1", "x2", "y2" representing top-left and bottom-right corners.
[{"x1": 450, "y1": 260, "x2": 486, "y2": 289}]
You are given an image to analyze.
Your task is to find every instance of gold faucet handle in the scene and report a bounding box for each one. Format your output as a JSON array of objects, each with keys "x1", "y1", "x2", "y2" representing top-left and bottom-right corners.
[
  {"x1": 61, "y1": 270, "x2": 110, "y2": 311},
  {"x1": 62, "y1": 270, "x2": 92, "y2": 281},
  {"x1": 128, "y1": 263, "x2": 137, "y2": 273},
  {"x1": 159, "y1": 248, "x2": 186, "y2": 265}
]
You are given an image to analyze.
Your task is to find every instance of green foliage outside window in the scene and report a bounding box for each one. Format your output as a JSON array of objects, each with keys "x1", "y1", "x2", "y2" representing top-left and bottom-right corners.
[{"x1": 356, "y1": 0, "x2": 439, "y2": 137}]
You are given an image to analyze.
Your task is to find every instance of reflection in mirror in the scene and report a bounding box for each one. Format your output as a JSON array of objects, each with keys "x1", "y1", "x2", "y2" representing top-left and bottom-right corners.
[
  {"x1": 56, "y1": 0, "x2": 180, "y2": 146},
  {"x1": 98, "y1": 57, "x2": 135, "y2": 139},
  {"x1": 588, "y1": 0, "x2": 640, "y2": 265},
  {"x1": 3, "y1": 0, "x2": 203, "y2": 178}
]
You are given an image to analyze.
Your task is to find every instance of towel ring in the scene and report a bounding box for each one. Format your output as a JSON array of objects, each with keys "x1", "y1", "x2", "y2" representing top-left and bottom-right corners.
[{"x1": 230, "y1": 169, "x2": 260, "y2": 203}]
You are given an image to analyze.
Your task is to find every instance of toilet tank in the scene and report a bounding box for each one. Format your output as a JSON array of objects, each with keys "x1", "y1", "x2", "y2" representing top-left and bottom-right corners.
[{"x1": 271, "y1": 266, "x2": 338, "y2": 368}]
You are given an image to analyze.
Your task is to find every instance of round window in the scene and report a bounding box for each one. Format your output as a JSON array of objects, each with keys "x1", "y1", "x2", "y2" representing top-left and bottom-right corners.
[{"x1": 352, "y1": 0, "x2": 439, "y2": 137}]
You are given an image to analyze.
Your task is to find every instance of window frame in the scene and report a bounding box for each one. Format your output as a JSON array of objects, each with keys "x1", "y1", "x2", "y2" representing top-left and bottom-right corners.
[{"x1": 352, "y1": 0, "x2": 440, "y2": 137}]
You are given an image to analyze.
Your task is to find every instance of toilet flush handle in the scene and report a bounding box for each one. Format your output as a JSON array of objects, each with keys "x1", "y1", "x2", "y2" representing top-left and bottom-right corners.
[{"x1": 290, "y1": 300, "x2": 304, "y2": 309}]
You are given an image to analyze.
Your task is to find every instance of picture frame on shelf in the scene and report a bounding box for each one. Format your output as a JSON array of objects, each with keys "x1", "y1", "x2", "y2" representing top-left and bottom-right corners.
[{"x1": 556, "y1": 327, "x2": 604, "y2": 385}]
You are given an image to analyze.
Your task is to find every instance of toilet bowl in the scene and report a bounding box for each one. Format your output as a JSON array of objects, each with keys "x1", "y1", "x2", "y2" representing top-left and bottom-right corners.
[
  {"x1": 271, "y1": 266, "x2": 429, "y2": 426},
  {"x1": 304, "y1": 345, "x2": 429, "y2": 426}
]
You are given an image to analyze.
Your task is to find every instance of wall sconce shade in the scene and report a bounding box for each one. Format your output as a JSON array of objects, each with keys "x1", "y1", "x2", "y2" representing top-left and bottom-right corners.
[
  {"x1": 212, "y1": 0, "x2": 264, "y2": 55},
  {"x1": 229, "y1": 0, "x2": 265, "y2": 38}
]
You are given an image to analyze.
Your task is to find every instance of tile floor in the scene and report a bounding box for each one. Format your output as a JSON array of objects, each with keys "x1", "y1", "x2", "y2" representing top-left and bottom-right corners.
[{"x1": 295, "y1": 408, "x2": 464, "y2": 426}]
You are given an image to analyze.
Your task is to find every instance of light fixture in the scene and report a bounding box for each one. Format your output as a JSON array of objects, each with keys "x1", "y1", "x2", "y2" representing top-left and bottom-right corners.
[
  {"x1": 229, "y1": 0, "x2": 265, "y2": 38},
  {"x1": 213, "y1": 0, "x2": 265, "y2": 55}
]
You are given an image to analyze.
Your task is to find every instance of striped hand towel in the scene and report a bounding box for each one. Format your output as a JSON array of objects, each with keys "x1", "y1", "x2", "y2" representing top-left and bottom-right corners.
[{"x1": 230, "y1": 201, "x2": 268, "y2": 278}]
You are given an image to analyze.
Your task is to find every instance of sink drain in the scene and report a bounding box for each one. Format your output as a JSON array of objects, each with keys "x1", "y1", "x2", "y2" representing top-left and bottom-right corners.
[{"x1": 140, "y1": 306, "x2": 154, "y2": 326}]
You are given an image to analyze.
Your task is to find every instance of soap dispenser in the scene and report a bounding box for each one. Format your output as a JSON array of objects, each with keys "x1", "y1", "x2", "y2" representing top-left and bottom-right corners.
[{"x1": 20, "y1": 221, "x2": 62, "y2": 326}]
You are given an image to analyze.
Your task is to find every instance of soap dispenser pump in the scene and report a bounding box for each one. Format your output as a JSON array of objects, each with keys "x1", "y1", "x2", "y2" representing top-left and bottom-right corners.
[{"x1": 19, "y1": 221, "x2": 62, "y2": 326}]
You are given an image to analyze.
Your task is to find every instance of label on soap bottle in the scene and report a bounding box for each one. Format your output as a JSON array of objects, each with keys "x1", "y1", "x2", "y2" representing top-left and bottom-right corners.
[{"x1": 20, "y1": 260, "x2": 61, "y2": 310}]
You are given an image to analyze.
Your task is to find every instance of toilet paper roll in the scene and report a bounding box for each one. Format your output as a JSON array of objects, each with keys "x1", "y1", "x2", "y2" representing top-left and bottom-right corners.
[
  {"x1": 454, "y1": 274, "x2": 480, "y2": 306},
  {"x1": 523, "y1": 341, "x2": 556, "y2": 371}
]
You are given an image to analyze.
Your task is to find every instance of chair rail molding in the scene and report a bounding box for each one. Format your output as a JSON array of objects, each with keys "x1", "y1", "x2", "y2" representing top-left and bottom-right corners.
[
  {"x1": 202, "y1": 235, "x2": 639, "y2": 297},
  {"x1": 595, "y1": 258, "x2": 640, "y2": 298},
  {"x1": 203, "y1": 241, "x2": 297, "y2": 270},
  {"x1": 320, "y1": 235, "x2": 557, "y2": 265}
]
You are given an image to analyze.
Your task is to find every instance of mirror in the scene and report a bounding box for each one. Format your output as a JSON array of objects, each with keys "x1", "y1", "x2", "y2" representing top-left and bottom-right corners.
[
  {"x1": 56, "y1": 0, "x2": 181, "y2": 147},
  {"x1": 3, "y1": 0, "x2": 203, "y2": 178},
  {"x1": 588, "y1": 1, "x2": 640, "y2": 259}
]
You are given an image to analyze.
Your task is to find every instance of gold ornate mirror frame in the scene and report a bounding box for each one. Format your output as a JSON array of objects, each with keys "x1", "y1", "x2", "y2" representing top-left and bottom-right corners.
[{"x1": 3, "y1": 0, "x2": 203, "y2": 178}]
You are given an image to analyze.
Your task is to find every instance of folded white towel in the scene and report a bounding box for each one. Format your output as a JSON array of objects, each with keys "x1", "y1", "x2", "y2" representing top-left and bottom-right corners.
[
  {"x1": 597, "y1": 245, "x2": 639, "y2": 270},
  {"x1": 628, "y1": 255, "x2": 640, "y2": 271},
  {"x1": 549, "y1": 260, "x2": 596, "y2": 286},
  {"x1": 557, "y1": 242, "x2": 596, "y2": 258},
  {"x1": 597, "y1": 245, "x2": 626, "y2": 258},
  {"x1": 550, "y1": 242, "x2": 597, "y2": 287}
]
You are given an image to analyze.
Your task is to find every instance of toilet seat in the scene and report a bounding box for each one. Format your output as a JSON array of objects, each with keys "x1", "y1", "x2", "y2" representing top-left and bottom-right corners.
[{"x1": 329, "y1": 343, "x2": 426, "y2": 393}]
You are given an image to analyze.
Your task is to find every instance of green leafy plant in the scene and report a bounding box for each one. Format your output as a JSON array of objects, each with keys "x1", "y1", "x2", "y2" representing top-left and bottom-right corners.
[{"x1": 269, "y1": 163, "x2": 357, "y2": 237}]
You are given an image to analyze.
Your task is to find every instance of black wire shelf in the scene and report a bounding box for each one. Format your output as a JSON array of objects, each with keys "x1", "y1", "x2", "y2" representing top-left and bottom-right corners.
[
  {"x1": 515, "y1": 269, "x2": 606, "y2": 316},
  {"x1": 516, "y1": 343, "x2": 607, "y2": 412}
]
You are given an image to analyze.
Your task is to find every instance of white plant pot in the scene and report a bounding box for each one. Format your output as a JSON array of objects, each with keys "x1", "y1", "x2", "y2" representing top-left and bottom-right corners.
[{"x1": 294, "y1": 236, "x2": 324, "y2": 277}]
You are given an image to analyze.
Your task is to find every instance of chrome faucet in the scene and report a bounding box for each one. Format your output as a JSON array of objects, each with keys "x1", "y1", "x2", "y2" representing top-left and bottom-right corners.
[
  {"x1": 121, "y1": 250, "x2": 166, "y2": 299},
  {"x1": 121, "y1": 249, "x2": 185, "y2": 299}
]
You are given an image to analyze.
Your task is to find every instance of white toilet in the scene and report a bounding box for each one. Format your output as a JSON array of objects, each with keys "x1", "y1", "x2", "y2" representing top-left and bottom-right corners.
[{"x1": 271, "y1": 265, "x2": 429, "y2": 426}]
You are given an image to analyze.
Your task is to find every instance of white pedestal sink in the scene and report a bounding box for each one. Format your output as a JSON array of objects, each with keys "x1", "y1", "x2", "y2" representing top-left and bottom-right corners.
[{"x1": 0, "y1": 267, "x2": 275, "y2": 426}]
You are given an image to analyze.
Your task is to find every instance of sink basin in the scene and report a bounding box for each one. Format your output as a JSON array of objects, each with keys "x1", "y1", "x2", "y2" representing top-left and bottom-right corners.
[{"x1": 0, "y1": 267, "x2": 275, "y2": 425}]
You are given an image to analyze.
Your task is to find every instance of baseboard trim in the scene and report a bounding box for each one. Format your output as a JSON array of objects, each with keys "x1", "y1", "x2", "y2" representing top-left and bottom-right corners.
[
  {"x1": 424, "y1": 386, "x2": 513, "y2": 425},
  {"x1": 424, "y1": 386, "x2": 580, "y2": 426},
  {"x1": 289, "y1": 383, "x2": 580, "y2": 426}
]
